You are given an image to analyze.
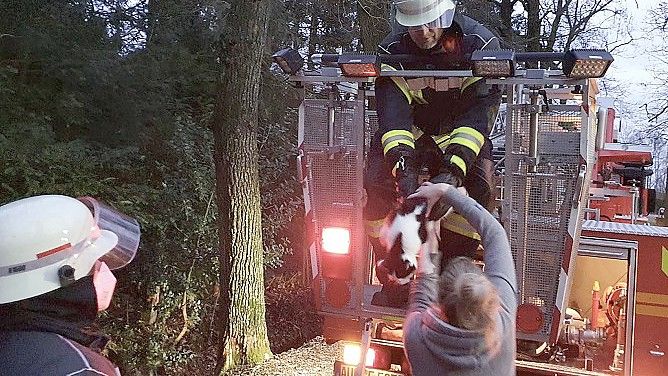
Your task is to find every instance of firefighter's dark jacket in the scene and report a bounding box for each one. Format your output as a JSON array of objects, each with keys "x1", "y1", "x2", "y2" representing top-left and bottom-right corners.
[
  {"x1": 0, "y1": 331, "x2": 119, "y2": 375},
  {"x1": 376, "y1": 14, "x2": 502, "y2": 181},
  {"x1": 0, "y1": 276, "x2": 120, "y2": 375}
]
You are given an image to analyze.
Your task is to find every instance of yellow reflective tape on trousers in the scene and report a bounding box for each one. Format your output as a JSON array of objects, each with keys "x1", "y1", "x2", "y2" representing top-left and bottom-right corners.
[
  {"x1": 461, "y1": 77, "x2": 483, "y2": 93},
  {"x1": 452, "y1": 127, "x2": 485, "y2": 145},
  {"x1": 449, "y1": 136, "x2": 482, "y2": 156},
  {"x1": 441, "y1": 213, "x2": 481, "y2": 240},
  {"x1": 450, "y1": 155, "x2": 467, "y2": 175},
  {"x1": 382, "y1": 130, "x2": 415, "y2": 155},
  {"x1": 364, "y1": 219, "x2": 385, "y2": 239}
]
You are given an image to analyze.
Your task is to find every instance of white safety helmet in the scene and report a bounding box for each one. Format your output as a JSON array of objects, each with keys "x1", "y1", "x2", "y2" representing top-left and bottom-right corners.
[
  {"x1": 394, "y1": 0, "x2": 456, "y2": 29},
  {"x1": 0, "y1": 195, "x2": 140, "y2": 304}
]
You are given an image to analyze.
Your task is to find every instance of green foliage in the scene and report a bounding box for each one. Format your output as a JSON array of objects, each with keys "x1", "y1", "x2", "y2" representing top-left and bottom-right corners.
[{"x1": 0, "y1": 2, "x2": 303, "y2": 373}]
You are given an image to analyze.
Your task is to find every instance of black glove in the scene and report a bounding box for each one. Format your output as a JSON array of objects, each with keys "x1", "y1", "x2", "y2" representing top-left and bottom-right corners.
[
  {"x1": 387, "y1": 146, "x2": 418, "y2": 200},
  {"x1": 395, "y1": 157, "x2": 418, "y2": 200},
  {"x1": 428, "y1": 171, "x2": 461, "y2": 220},
  {"x1": 430, "y1": 170, "x2": 462, "y2": 187}
]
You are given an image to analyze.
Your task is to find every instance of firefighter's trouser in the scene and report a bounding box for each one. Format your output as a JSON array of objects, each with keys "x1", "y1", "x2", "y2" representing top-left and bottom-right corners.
[{"x1": 363, "y1": 132, "x2": 496, "y2": 264}]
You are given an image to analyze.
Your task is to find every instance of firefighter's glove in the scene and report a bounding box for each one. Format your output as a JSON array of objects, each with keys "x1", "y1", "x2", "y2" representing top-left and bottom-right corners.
[
  {"x1": 393, "y1": 156, "x2": 418, "y2": 201},
  {"x1": 375, "y1": 259, "x2": 399, "y2": 286}
]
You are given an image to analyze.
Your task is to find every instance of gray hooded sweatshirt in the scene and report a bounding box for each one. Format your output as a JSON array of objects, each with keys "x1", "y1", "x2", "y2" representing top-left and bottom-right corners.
[{"x1": 403, "y1": 188, "x2": 518, "y2": 376}]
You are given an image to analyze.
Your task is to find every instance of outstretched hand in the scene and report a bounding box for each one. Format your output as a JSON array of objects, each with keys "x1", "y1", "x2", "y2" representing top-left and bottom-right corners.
[{"x1": 408, "y1": 182, "x2": 467, "y2": 220}]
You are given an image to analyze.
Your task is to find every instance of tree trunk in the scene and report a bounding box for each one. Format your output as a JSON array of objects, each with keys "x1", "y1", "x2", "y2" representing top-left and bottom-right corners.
[
  {"x1": 499, "y1": 0, "x2": 515, "y2": 48},
  {"x1": 357, "y1": 0, "x2": 391, "y2": 51},
  {"x1": 308, "y1": 1, "x2": 318, "y2": 69},
  {"x1": 211, "y1": 0, "x2": 272, "y2": 373},
  {"x1": 525, "y1": 0, "x2": 541, "y2": 52}
]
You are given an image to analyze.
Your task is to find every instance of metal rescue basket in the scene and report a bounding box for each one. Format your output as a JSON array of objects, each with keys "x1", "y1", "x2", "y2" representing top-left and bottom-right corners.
[
  {"x1": 498, "y1": 76, "x2": 599, "y2": 344},
  {"x1": 274, "y1": 46, "x2": 613, "y2": 374}
]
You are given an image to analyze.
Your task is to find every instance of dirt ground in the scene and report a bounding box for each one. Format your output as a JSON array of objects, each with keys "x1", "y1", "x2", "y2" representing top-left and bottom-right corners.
[{"x1": 224, "y1": 337, "x2": 343, "y2": 376}]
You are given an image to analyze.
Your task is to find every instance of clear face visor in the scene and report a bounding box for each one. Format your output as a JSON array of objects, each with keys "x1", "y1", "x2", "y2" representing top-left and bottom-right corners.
[
  {"x1": 78, "y1": 197, "x2": 140, "y2": 270},
  {"x1": 408, "y1": 12, "x2": 454, "y2": 30}
]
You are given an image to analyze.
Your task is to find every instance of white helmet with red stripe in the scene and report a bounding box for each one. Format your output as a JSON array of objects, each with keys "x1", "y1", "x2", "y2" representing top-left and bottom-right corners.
[{"x1": 0, "y1": 195, "x2": 140, "y2": 304}]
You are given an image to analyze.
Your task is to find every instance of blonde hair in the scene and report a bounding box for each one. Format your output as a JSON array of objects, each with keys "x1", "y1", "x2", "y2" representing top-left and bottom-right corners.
[{"x1": 438, "y1": 256, "x2": 501, "y2": 353}]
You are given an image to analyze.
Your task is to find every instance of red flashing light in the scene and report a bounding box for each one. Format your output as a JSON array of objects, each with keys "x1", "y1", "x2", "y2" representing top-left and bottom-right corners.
[{"x1": 322, "y1": 227, "x2": 350, "y2": 254}]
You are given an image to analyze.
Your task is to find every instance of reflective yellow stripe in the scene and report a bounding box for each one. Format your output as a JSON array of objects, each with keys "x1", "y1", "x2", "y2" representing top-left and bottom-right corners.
[
  {"x1": 441, "y1": 213, "x2": 481, "y2": 240},
  {"x1": 390, "y1": 76, "x2": 414, "y2": 104},
  {"x1": 364, "y1": 219, "x2": 386, "y2": 239},
  {"x1": 452, "y1": 127, "x2": 485, "y2": 145},
  {"x1": 449, "y1": 137, "x2": 482, "y2": 155},
  {"x1": 434, "y1": 134, "x2": 451, "y2": 152},
  {"x1": 382, "y1": 64, "x2": 413, "y2": 104},
  {"x1": 434, "y1": 134, "x2": 451, "y2": 145},
  {"x1": 381, "y1": 130, "x2": 413, "y2": 143},
  {"x1": 384, "y1": 139, "x2": 414, "y2": 155},
  {"x1": 382, "y1": 130, "x2": 414, "y2": 155},
  {"x1": 461, "y1": 77, "x2": 483, "y2": 92},
  {"x1": 382, "y1": 63, "x2": 428, "y2": 105},
  {"x1": 450, "y1": 155, "x2": 467, "y2": 175},
  {"x1": 413, "y1": 89, "x2": 428, "y2": 104}
]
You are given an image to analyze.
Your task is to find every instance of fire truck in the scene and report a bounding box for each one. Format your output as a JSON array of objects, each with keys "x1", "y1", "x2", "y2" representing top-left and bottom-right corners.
[{"x1": 272, "y1": 47, "x2": 668, "y2": 375}]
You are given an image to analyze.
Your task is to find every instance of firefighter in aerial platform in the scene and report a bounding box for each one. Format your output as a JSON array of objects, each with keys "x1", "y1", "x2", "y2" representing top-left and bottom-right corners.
[{"x1": 364, "y1": 0, "x2": 502, "y2": 307}]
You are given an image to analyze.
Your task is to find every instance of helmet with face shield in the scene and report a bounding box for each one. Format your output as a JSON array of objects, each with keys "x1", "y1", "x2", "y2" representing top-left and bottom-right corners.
[
  {"x1": 394, "y1": 0, "x2": 456, "y2": 29},
  {"x1": 0, "y1": 195, "x2": 140, "y2": 304}
]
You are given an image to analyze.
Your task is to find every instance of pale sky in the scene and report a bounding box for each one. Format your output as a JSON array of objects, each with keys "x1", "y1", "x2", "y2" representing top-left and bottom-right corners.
[{"x1": 603, "y1": 0, "x2": 667, "y2": 191}]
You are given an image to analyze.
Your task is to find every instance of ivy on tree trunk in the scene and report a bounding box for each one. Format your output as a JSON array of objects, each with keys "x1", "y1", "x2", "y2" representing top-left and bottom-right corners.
[{"x1": 211, "y1": 0, "x2": 272, "y2": 373}]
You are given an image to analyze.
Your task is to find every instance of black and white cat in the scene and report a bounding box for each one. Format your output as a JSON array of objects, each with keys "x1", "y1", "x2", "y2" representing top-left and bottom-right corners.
[{"x1": 380, "y1": 196, "x2": 448, "y2": 285}]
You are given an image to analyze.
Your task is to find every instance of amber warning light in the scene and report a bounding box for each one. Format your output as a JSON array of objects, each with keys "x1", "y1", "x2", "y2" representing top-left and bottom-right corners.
[
  {"x1": 321, "y1": 227, "x2": 351, "y2": 254},
  {"x1": 338, "y1": 54, "x2": 380, "y2": 77}
]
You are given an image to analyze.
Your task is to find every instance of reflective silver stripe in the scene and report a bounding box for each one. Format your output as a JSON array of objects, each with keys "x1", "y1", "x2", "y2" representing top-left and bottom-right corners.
[
  {"x1": 382, "y1": 134, "x2": 413, "y2": 147},
  {"x1": 0, "y1": 240, "x2": 88, "y2": 277},
  {"x1": 451, "y1": 132, "x2": 483, "y2": 149}
]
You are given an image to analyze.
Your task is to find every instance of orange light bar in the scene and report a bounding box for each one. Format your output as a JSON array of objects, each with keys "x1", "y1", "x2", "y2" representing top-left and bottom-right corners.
[
  {"x1": 338, "y1": 54, "x2": 380, "y2": 77},
  {"x1": 321, "y1": 227, "x2": 350, "y2": 254},
  {"x1": 340, "y1": 63, "x2": 380, "y2": 77}
]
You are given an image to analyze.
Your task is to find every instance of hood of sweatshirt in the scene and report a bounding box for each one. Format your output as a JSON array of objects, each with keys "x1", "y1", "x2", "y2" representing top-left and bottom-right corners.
[{"x1": 418, "y1": 307, "x2": 498, "y2": 370}]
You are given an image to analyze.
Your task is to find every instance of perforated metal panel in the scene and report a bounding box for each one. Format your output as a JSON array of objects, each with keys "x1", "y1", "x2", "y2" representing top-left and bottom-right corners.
[
  {"x1": 504, "y1": 103, "x2": 593, "y2": 343},
  {"x1": 299, "y1": 98, "x2": 366, "y2": 312},
  {"x1": 299, "y1": 99, "x2": 365, "y2": 151}
]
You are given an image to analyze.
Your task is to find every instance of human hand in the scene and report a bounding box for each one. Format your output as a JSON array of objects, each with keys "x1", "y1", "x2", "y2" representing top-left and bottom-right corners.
[
  {"x1": 416, "y1": 220, "x2": 440, "y2": 275},
  {"x1": 408, "y1": 182, "x2": 467, "y2": 220},
  {"x1": 375, "y1": 259, "x2": 401, "y2": 286}
]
